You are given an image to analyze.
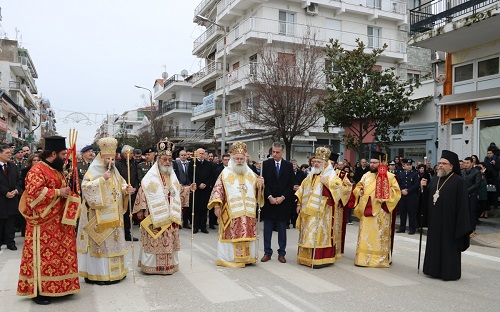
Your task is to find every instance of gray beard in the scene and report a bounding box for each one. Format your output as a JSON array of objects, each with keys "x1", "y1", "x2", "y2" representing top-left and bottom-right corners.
[
  {"x1": 159, "y1": 163, "x2": 173, "y2": 175},
  {"x1": 436, "y1": 168, "x2": 452, "y2": 177},
  {"x1": 231, "y1": 163, "x2": 249, "y2": 175}
]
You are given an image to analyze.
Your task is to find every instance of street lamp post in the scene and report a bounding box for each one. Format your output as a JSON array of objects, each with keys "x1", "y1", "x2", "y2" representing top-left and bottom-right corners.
[
  {"x1": 134, "y1": 85, "x2": 155, "y2": 138},
  {"x1": 196, "y1": 14, "x2": 227, "y2": 154}
]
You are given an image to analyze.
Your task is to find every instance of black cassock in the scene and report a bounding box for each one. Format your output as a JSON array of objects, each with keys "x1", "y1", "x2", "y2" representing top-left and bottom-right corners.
[{"x1": 422, "y1": 173, "x2": 472, "y2": 281}]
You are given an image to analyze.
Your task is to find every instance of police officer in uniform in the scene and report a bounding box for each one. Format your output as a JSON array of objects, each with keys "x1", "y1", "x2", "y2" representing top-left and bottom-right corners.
[
  {"x1": 396, "y1": 159, "x2": 420, "y2": 235},
  {"x1": 137, "y1": 147, "x2": 156, "y2": 185}
]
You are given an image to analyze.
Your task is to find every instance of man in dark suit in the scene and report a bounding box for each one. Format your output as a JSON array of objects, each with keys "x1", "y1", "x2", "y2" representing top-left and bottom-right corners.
[
  {"x1": 290, "y1": 159, "x2": 306, "y2": 228},
  {"x1": 115, "y1": 145, "x2": 140, "y2": 241},
  {"x1": 0, "y1": 144, "x2": 22, "y2": 251},
  {"x1": 261, "y1": 142, "x2": 294, "y2": 263},
  {"x1": 189, "y1": 148, "x2": 215, "y2": 234},
  {"x1": 174, "y1": 149, "x2": 192, "y2": 229},
  {"x1": 353, "y1": 158, "x2": 369, "y2": 184}
]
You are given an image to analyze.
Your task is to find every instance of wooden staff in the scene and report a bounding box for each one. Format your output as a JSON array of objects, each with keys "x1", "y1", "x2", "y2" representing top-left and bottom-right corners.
[
  {"x1": 190, "y1": 151, "x2": 197, "y2": 269},
  {"x1": 256, "y1": 161, "x2": 263, "y2": 261},
  {"x1": 125, "y1": 148, "x2": 136, "y2": 283}
]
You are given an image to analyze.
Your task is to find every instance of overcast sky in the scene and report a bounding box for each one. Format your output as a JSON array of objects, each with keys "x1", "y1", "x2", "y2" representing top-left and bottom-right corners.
[{"x1": 1, "y1": 0, "x2": 203, "y2": 148}]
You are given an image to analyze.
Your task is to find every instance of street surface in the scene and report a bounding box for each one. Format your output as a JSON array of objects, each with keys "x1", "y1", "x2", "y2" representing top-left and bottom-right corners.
[{"x1": 1, "y1": 222, "x2": 499, "y2": 312}]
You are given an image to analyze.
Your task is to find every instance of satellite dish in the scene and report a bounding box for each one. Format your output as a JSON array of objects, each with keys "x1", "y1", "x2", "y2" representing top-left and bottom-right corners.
[
  {"x1": 162, "y1": 72, "x2": 169, "y2": 79},
  {"x1": 181, "y1": 69, "x2": 189, "y2": 78}
]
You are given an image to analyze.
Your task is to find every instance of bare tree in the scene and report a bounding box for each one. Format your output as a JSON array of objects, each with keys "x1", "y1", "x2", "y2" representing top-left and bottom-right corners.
[{"x1": 243, "y1": 29, "x2": 325, "y2": 159}]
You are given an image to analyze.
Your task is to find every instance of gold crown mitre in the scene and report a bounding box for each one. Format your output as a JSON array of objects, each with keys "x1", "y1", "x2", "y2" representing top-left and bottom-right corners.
[
  {"x1": 157, "y1": 137, "x2": 174, "y2": 156},
  {"x1": 315, "y1": 146, "x2": 331, "y2": 161},
  {"x1": 230, "y1": 141, "x2": 247, "y2": 155},
  {"x1": 97, "y1": 137, "x2": 118, "y2": 155}
]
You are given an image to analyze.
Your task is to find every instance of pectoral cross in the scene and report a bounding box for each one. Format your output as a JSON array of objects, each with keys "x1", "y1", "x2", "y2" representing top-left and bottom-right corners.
[{"x1": 433, "y1": 190, "x2": 439, "y2": 205}]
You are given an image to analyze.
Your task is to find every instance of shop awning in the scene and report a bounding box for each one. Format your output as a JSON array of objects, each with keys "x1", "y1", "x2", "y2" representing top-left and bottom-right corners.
[{"x1": 439, "y1": 87, "x2": 500, "y2": 105}]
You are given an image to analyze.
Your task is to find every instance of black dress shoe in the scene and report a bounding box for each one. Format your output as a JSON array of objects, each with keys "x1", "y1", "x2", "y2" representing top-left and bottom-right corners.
[
  {"x1": 396, "y1": 229, "x2": 405, "y2": 233},
  {"x1": 183, "y1": 225, "x2": 191, "y2": 229},
  {"x1": 32, "y1": 295, "x2": 51, "y2": 305},
  {"x1": 201, "y1": 228, "x2": 209, "y2": 234},
  {"x1": 125, "y1": 237, "x2": 139, "y2": 242},
  {"x1": 408, "y1": 231, "x2": 416, "y2": 235},
  {"x1": 193, "y1": 229, "x2": 199, "y2": 234},
  {"x1": 209, "y1": 225, "x2": 216, "y2": 230},
  {"x1": 7, "y1": 245, "x2": 17, "y2": 251}
]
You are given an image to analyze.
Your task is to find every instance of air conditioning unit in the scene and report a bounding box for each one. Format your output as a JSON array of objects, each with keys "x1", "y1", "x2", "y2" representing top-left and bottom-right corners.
[{"x1": 305, "y1": 3, "x2": 318, "y2": 16}]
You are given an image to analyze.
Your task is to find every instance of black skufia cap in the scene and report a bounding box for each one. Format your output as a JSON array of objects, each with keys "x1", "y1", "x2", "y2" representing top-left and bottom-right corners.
[{"x1": 44, "y1": 136, "x2": 67, "y2": 152}]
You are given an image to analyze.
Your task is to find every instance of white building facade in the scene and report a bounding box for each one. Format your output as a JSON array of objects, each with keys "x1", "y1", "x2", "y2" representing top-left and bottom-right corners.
[{"x1": 192, "y1": 0, "x2": 410, "y2": 163}]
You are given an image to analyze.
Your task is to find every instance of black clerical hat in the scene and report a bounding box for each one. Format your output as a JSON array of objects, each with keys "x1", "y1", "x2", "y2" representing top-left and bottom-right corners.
[
  {"x1": 44, "y1": 136, "x2": 67, "y2": 152},
  {"x1": 329, "y1": 152, "x2": 340, "y2": 162},
  {"x1": 370, "y1": 151, "x2": 385, "y2": 161},
  {"x1": 440, "y1": 150, "x2": 461, "y2": 175}
]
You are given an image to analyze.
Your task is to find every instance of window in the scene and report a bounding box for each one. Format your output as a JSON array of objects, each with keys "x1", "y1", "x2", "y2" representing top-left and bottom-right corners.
[
  {"x1": 279, "y1": 11, "x2": 295, "y2": 36},
  {"x1": 278, "y1": 53, "x2": 296, "y2": 66},
  {"x1": 451, "y1": 123, "x2": 463, "y2": 135},
  {"x1": 366, "y1": 0, "x2": 381, "y2": 9},
  {"x1": 407, "y1": 70, "x2": 421, "y2": 80},
  {"x1": 325, "y1": 59, "x2": 339, "y2": 83},
  {"x1": 478, "y1": 57, "x2": 499, "y2": 78},
  {"x1": 249, "y1": 54, "x2": 257, "y2": 75},
  {"x1": 454, "y1": 63, "x2": 473, "y2": 82},
  {"x1": 367, "y1": 26, "x2": 381, "y2": 49}
]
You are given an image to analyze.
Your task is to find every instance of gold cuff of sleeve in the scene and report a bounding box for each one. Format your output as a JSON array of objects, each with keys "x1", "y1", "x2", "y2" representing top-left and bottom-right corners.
[{"x1": 55, "y1": 189, "x2": 60, "y2": 197}]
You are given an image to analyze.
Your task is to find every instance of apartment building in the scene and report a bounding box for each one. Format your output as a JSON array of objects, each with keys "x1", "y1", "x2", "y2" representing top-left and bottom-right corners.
[
  {"x1": 192, "y1": 0, "x2": 411, "y2": 162},
  {"x1": 152, "y1": 74, "x2": 205, "y2": 146},
  {"x1": 410, "y1": 0, "x2": 500, "y2": 160},
  {"x1": 0, "y1": 39, "x2": 38, "y2": 144}
]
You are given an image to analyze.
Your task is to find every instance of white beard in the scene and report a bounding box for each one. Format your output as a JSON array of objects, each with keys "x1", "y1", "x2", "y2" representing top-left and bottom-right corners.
[
  {"x1": 310, "y1": 167, "x2": 323, "y2": 175},
  {"x1": 230, "y1": 162, "x2": 249, "y2": 175},
  {"x1": 159, "y1": 163, "x2": 173, "y2": 175}
]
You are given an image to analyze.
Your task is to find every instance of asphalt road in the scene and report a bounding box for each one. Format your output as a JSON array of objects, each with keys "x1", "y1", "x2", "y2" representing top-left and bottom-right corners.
[{"x1": 1, "y1": 222, "x2": 500, "y2": 312}]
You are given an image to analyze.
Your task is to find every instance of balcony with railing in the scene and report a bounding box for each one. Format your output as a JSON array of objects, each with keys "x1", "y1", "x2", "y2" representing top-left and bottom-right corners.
[
  {"x1": 215, "y1": 17, "x2": 406, "y2": 62},
  {"x1": 216, "y1": 0, "x2": 406, "y2": 24},
  {"x1": 163, "y1": 74, "x2": 187, "y2": 90},
  {"x1": 158, "y1": 101, "x2": 201, "y2": 118},
  {"x1": 191, "y1": 94, "x2": 221, "y2": 122},
  {"x1": 194, "y1": 0, "x2": 216, "y2": 19},
  {"x1": 409, "y1": 0, "x2": 500, "y2": 52},
  {"x1": 191, "y1": 62, "x2": 224, "y2": 88},
  {"x1": 214, "y1": 110, "x2": 266, "y2": 136},
  {"x1": 193, "y1": 23, "x2": 224, "y2": 56},
  {"x1": 163, "y1": 128, "x2": 200, "y2": 139}
]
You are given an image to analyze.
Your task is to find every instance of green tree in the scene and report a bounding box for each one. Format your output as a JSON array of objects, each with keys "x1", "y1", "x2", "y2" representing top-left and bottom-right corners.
[{"x1": 320, "y1": 39, "x2": 430, "y2": 158}]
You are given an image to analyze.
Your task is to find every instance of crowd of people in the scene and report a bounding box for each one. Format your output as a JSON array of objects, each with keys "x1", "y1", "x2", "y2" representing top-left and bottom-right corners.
[{"x1": 2, "y1": 137, "x2": 498, "y2": 305}]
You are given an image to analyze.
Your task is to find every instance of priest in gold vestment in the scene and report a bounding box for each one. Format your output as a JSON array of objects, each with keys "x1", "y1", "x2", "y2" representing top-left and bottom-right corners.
[
  {"x1": 352, "y1": 151, "x2": 401, "y2": 268},
  {"x1": 133, "y1": 138, "x2": 182, "y2": 274},
  {"x1": 77, "y1": 137, "x2": 136, "y2": 284},
  {"x1": 295, "y1": 147, "x2": 352, "y2": 268},
  {"x1": 207, "y1": 142, "x2": 264, "y2": 267}
]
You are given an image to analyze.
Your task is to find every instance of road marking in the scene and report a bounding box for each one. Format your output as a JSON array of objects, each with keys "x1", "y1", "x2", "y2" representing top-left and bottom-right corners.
[
  {"x1": 258, "y1": 286, "x2": 304, "y2": 312},
  {"x1": 260, "y1": 261, "x2": 344, "y2": 293},
  {"x1": 274, "y1": 285, "x2": 324, "y2": 312},
  {"x1": 335, "y1": 262, "x2": 418, "y2": 286},
  {"x1": 396, "y1": 235, "x2": 500, "y2": 263},
  {"x1": 178, "y1": 244, "x2": 254, "y2": 303},
  {"x1": 0, "y1": 259, "x2": 30, "y2": 312}
]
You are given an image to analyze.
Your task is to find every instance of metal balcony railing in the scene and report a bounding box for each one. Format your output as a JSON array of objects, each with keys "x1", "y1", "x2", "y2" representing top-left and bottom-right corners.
[
  {"x1": 160, "y1": 101, "x2": 201, "y2": 114},
  {"x1": 163, "y1": 74, "x2": 186, "y2": 90},
  {"x1": 410, "y1": 0, "x2": 498, "y2": 35},
  {"x1": 164, "y1": 128, "x2": 200, "y2": 138},
  {"x1": 193, "y1": 23, "x2": 221, "y2": 51},
  {"x1": 9, "y1": 81, "x2": 21, "y2": 90},
  {"x1": 192, "y1": 62, "x2": 223, "y2": 84}
]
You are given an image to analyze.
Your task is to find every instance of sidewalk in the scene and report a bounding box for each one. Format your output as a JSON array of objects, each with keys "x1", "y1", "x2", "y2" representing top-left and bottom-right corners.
[{"x1": 471, "y1": 207, "x2": 500, "y2": 248}]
